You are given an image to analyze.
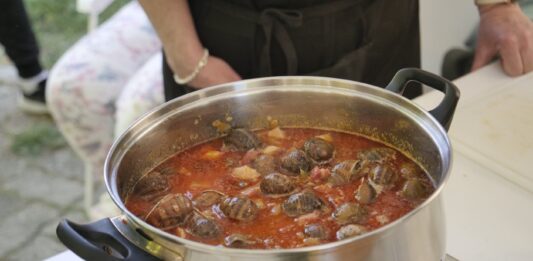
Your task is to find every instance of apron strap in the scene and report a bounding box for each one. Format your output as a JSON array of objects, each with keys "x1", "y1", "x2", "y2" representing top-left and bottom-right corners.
[
  {"x1": 258, "y1": 8, "x2": 302, "y2": 75},
  {"x1": 208, "y1": 0, "x2": 364, "y2": 76}
]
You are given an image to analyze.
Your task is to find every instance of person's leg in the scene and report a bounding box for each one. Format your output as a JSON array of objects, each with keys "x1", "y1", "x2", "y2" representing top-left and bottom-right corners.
[
  {"x1": 90, "y1": 52, "x2": 164, "y2": 220},
  {"x1": 0, "y1": 0, "x2": 48, "y2": 113},
  {"x1": 0, "y1": 0, "x2": 41, "y2": 77},
  {"x1": 46, "y1": 1, "x2": 161, "y2": 214},
  {"x1": 115, "y1": 52, "x2": 164, "y2": 137}
]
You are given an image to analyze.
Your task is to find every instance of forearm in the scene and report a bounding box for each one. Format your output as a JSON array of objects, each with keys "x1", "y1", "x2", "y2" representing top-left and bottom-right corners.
[{"x1": 138, "y1": 0, "x2": 203, "y2": 76}]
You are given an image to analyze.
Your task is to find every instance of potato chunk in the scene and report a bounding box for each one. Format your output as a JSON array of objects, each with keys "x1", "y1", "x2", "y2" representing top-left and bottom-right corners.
[{"x1": 231, "y1": 165, "x2": 261, "y2": 182}]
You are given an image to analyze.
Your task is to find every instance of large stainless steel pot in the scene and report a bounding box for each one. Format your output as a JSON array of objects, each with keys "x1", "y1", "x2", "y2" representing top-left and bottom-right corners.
[{"x1": 57, "y1": 68, "x2": 459, "y2": 261}]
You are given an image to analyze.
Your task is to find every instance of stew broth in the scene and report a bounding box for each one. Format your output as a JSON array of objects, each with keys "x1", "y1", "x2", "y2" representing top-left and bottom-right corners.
[{"x1": 125, "y1": 128, "x2": 434, "y2": 249}]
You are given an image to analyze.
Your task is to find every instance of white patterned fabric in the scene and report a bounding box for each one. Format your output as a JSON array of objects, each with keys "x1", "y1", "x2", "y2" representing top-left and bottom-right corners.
[{"x1": 47, "y1": 1, "x2": 163, "y2": 180}]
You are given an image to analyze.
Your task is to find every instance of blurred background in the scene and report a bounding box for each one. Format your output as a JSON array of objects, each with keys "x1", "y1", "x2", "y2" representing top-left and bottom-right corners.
[
  {"x1": 0, "y1": 0, "x2": 484, "y2": 260},
  {"x1": 0, "y1": 1, "x2": 128, "y2": 260}
]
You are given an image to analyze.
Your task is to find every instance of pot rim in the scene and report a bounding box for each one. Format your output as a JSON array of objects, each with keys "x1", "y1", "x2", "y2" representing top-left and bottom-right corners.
[{"x1": 104, "y1": 76, "x2": 453, "y2": 255}]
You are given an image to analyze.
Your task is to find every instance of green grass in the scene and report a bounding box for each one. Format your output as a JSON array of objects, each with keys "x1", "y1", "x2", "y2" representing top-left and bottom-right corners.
[
  {"x1": 10, "y1": 122, "x2": 67, "y2": 156},
  {"x1": 24, "y1": 0, "x2": 128, "y2": 68}
]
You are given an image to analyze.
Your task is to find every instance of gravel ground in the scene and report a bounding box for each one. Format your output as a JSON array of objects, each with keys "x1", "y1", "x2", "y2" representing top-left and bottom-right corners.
[{"x1": 0, "y1": 64, "x2": 90, "y2": 261}]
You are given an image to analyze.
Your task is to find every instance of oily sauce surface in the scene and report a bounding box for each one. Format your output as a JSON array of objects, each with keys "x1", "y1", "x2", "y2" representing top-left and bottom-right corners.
[{"x1": 125, "y1": 128, "x2": 434, "y2": 249}]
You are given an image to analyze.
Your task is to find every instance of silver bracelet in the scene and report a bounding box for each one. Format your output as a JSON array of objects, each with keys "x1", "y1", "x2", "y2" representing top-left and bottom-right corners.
[{"x1": 173, "y1": 48, "x2": 209, "y2": 85}]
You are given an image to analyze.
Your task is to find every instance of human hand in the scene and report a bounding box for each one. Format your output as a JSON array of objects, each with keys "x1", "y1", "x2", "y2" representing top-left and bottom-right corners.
[
  {"x1": 472, "y1": 3, "x2": 533, "y2": 76},
  {"x1": 188, "y1": 56, "x2": 241, "y2": 89}
]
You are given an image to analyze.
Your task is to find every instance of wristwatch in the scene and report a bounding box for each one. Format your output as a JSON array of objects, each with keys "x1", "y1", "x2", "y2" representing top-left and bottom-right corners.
[{"x1": 475, "y1": 0, "x2": 515, "y2": 5}]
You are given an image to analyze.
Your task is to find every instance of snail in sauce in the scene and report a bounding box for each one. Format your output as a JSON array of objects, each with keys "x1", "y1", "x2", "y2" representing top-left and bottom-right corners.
[{"x1": 125, "y1": 128, "x2": 435, "y2": 249}]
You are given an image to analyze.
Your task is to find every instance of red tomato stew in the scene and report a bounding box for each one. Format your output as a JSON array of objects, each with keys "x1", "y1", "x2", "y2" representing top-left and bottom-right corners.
[{"x1": 125, "y1": 128, "x2": 434, "y2": 249}]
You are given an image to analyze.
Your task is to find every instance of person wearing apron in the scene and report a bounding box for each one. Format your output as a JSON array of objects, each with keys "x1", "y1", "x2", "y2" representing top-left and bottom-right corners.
[{"x1": 139, "y1": 0, "x2": 533, "y2": 101}]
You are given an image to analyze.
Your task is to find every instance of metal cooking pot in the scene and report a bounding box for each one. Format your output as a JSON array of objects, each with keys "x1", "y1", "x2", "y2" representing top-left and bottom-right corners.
[{"x1": 57, "y1": 68, "x2": 459, "y2": 261}]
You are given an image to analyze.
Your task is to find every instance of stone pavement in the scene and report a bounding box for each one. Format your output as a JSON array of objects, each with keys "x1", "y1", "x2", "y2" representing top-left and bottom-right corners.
[{"x1": 0, "y1": 65, "x2": 90, "y2": 261}]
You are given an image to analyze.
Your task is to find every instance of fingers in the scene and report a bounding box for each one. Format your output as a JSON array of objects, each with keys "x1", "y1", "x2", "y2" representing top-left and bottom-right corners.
[
  {"x1": 471, "y1": 38, "x2": 529, "y2": 76},
  {"x1": 521, "y1": 35, "x2": 533, "y2": 74},
  {"x1": 522, "y1": 49, "x2": 533, "y2": 74},
  {"x1": 499, "y1": 37, "x2": 523, "y2": 77},
  {"x1": 471, "y1": 43, "x2": 497, "y2": 72}
]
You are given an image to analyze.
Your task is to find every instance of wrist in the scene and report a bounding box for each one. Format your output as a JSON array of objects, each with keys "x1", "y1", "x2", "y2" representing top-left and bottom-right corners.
[
  {"x1": 172, "y1": 48, "x2": 209, "y2": 85},
  {"x1": 476, "y1": 0, "x2": 518, "y2": 14},
  {"x1": 165, "y1": 43, "x2": 204, "y2": 76}
]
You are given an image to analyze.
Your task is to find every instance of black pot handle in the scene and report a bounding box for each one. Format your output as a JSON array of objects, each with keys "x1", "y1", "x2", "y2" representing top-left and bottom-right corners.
[
  {"x1": 56, "y1": 218, "x2": 161, "y2": 261},
  {"x1": 385, "y1": 68, "x2": 460, "y2": 131}
]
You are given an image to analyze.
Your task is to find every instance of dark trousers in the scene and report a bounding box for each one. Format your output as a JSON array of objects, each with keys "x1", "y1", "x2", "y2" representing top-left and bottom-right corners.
[
  {"x1": 0, "y1": 0, "x2": 42, "y2": 78},
  {"x1": 163, "y1": 0, "x2": 421, "y2": 101}
]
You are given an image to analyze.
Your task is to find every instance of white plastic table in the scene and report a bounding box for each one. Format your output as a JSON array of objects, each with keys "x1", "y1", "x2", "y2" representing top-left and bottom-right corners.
[{"x1": 413, "y1": 63, "x2": 533, "y2": 261}]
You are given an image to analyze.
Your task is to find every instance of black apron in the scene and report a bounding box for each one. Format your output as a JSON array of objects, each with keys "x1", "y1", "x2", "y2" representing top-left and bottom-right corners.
[{"x1": 163, "y1": 0, "x2": 421, "y2": 101}]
